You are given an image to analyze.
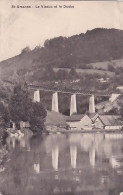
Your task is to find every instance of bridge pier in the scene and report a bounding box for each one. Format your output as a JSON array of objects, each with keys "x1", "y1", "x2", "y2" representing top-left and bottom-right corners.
[
  {"x1": 89, "y1": 94, "x2": 95, "y2": 113},
  {"x1": 34, "y1": 90, "x2": 40, "y2": 102},
  {"x1": 52, "y1": 92, "x2": 59, "y2": 112},
  {"x1": 70, "y1": 94, "x2": 77, "y2": 116}
]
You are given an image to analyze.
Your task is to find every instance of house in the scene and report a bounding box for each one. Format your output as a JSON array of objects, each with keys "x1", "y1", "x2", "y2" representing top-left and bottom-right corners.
[
  {"x1": 66, "y1": 114, "x2": 92, "y2": 130},
  {"x1": 20, "y1": 121, "x2": 30, "y2": 129},
  {"x1": 93, "y1": 115, "x2": 122, "y2": 130},
  {"x1": 98, "y1": 78, "x2": 109, "y2": 83}
]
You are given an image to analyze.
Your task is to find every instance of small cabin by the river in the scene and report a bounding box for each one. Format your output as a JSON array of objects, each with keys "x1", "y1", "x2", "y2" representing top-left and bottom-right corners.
[{"x1": 66, "y1": 114, "x2": 92, "y2": 130}]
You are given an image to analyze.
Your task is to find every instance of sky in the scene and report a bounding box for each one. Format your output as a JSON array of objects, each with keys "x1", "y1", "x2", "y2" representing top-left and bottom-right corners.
[{"x1": 0, "y1": 0, "x2": 123, "y2": 62}]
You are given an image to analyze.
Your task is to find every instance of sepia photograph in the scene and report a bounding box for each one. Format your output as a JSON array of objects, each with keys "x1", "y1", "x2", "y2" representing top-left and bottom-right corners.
[{"x1": 0, "y1": 1, "x2": 123, "y2": 194}]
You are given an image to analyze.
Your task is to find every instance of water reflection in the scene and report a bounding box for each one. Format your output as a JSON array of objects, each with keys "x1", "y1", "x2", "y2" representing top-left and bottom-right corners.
[
  {"x1": 6, "y1": 136, "x2": 16, "y2": 149},
  {"x1": 52, "y1": 142, "x2": 59, "y2": 171},
  {"x1": 1, "y1": 133, "x2": 123, "y2": 194},
  {"x1": 34, "y1": 163, "x2": 40, "y2": 174},
  {"x1": 69, "y1": 134, "x2": 78, "y2": 169},
  {"x1": 89, "y1": 146, "x2": 96, "y2": 168},
  {"x1": 70, "y1": 144, "x2": 77, "y2": 169},
  {"x1": 6, "y1": 133, "x2": 31, "y2": 151}
]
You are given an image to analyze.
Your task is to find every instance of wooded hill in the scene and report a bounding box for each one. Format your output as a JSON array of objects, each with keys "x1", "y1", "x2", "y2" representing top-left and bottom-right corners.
[{"x1": 0, "y1": 28, "x2": 123, "y2": 81}]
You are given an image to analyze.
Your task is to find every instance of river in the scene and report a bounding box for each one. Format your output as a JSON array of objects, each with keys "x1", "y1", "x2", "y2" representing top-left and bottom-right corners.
[{"x1": 0, "y1": 132, "x2": 123, "y2": 195}]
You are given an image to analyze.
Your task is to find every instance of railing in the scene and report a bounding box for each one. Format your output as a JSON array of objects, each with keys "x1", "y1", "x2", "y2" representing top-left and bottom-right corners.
[
  {"x1": 28, "y1": 85, "x2": 113, "y2": 97},
  {"x1": 3, "y1": 79, "x2": 122, "y2": 97}
]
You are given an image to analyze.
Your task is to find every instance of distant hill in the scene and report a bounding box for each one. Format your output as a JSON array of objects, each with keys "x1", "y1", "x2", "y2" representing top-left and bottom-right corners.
[{"x1": 0, "y1": 28, "x2": 123, "y2": 82}]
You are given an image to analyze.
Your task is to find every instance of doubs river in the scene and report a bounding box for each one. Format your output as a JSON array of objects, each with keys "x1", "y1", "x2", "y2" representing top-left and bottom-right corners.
[{"x1": 1, "y1": 132, "x2": 123, "y2": 195}]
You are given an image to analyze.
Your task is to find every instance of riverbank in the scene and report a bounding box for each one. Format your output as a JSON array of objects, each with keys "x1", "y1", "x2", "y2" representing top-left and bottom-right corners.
[
  {"x1": 0, "y1": 146, "x2": 8, "y2": 173},
  {"x1": 48, "y1": 128, "x2": 123, "y2": 134},
  {"x1": 0, "y1": 128, "x2": 10, "y2": 174}
]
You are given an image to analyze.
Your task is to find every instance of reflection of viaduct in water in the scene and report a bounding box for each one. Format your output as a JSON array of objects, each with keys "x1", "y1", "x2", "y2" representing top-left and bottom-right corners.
[
  {"x1": 6, "y1": 133, "x2": 123, "y2": 174},
  {"x1": 32, "y1": 136, "x2": 97, "y2": 173},
  {"x1": 33, "y1": 134, "x2": 123, "y2": 173},
  {"x1": 37, "y1": 140, "x2": 95, "y2": 172},
  {"x1": 70, "y1": 144, "x2": 77, "y2": 169},
  {"x1": 33, "y1": 143, "x2": 96, "y2": 173},
  {"x1": 52, "y1": 143, "x2": 59, "y2": 170},
  {"x1": 45, "y1": 136, "x2": 96, "y2": 171},
  {"x1": 32, "y1": 87, "x2": 121, "y2": 115}
]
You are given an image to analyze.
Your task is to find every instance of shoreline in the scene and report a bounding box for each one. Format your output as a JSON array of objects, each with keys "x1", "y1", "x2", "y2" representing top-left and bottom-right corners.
[
  {"x1": 47, "y1": 129, "x2": 123, "y2": 134},
  {"x1": 0, "y1": 146, "x2": 8, "y2": 173}
]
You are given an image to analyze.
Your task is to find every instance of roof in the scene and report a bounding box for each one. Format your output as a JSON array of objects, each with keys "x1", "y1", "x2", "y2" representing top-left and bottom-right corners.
[
  {"x1": 45, "y1": 110, "x2": 67, "y2": 125},
  {"x1": 88, "y1": 113, "x2": 99, "y2": 122},
  {"x1": 66, "y1": 114, "x2": 85, "y2": 122},
  {"x1": 98, "y1": 115, "x2": 122, "y2": 126}
]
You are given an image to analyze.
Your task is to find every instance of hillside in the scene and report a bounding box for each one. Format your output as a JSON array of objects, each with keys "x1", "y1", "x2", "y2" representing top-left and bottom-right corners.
[
  {"x1": 96, "y1": 94, "x2": 123, "y2": 115},
  {"x1": 53, "y1": 68, "x2": 115, "y2": 77},
  {"x1": 90, "y1": 59, "x2": 123, "y2": 70},
  {"x1": 0, "y1": 28, "x2": 123, "y2": 82},
  {"x1": 0, "y1": 28, "x2": 123, "y2": 116}
]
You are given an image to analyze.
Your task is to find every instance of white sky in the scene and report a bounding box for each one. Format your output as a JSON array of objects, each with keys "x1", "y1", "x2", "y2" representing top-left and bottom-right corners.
[{"x1": 0, "y1": 0, "x2": 123, "y2": 62}]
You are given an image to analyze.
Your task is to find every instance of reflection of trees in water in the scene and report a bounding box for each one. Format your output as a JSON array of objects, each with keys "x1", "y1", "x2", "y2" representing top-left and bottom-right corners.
[
  {"x1": 0, "y1": 148, "x2": 33, "y2": 194},
  {"x1": 6, "y1": 136, "x2": 16, "y2": 149},
  {"x1": 6, "y1": 134, "x2": 31, "y2": 151}
]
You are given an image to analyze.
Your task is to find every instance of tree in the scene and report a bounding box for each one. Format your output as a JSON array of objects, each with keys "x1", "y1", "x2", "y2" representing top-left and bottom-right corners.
[
  {"x1": 108, "y1": 64, "x2": 115, "y2": 72},
  {"x1": 0, "y1": 102, "x2": 10, "y2": 128},
  {"x1": 42, "y1": 66, "x2": 56, "y2": 81},
  {"x1": 69, "y1": 68, "x2": 78, "y2": 79},
  {"x1": 9, "y1": 84, "x2": 47, "y2": 132},
  {"x1": 120, "y1": 107, "x2": 123, "y2": 120},
  {"x1": 9, "y1": 84, "x2": 32, "y2": 125},
  {"x1": 119, "y1": 95, "x2": 123, "y2": 120},
  {"x1": 56, "y1": 70, "x2": 68, "y2": 80},
  {"x1": 29, "y1": 102, "x2": 47, "y2": 132},
  {"x1": 21, "y1": 46, "x2": 31, "y2": 54}
]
